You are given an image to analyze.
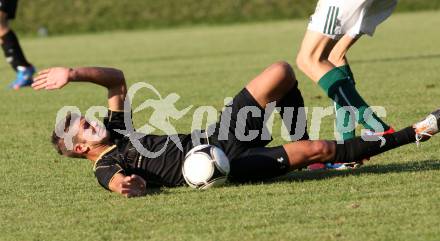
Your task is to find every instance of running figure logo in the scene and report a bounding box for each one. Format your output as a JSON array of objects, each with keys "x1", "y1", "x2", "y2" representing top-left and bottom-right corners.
[{"x1": 121, "y1": 82, "x2": 193, "y2": 158}]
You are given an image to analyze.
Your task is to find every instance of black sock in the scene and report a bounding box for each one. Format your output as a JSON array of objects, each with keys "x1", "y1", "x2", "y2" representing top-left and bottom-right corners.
[
  {"x1": 333, "y1": 126, "x2": 416, "y2": 163},
  {"x1": 1, "y1": 30, "x2": 31, "y2": 71},
  {"x1": 276, "y1": 85, "x2": 309, "y2": 141}
]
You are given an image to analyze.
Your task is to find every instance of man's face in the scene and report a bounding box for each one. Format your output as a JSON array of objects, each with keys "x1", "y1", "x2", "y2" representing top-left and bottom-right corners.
[{"x1": 76, "y1": 116, "x2": 110, "y2": 145}]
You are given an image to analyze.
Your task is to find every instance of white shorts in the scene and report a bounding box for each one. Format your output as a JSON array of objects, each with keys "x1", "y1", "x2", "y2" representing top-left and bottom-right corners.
[{"x1": 307, "y1": 0, "x2": 398, "y2": 39}]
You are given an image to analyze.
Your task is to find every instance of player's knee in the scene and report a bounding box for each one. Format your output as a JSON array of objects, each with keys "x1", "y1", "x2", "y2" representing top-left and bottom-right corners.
[
  {"x1": 272, "y1": 61, "x2": 292, "y2": 75},
  {"x1": 328, "y1": 50, "x2": 345, "y2": 66},
  {"x1": 271, "y1": 61, "x2": 297, "y2": 85},
  {"x1": 310, "y1": 141, "x2": 333, "y2": 160}
]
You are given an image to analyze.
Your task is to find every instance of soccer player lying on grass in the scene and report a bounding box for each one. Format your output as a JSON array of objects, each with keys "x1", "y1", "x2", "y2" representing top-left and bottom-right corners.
[{"x1": 32, "y1": 62, "x2": 440, "y2": 198}]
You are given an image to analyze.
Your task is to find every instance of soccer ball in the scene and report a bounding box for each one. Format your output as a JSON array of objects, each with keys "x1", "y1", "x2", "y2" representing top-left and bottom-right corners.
[{"x1": 182, "y1": 144, "x2": 230, "y2": 189}]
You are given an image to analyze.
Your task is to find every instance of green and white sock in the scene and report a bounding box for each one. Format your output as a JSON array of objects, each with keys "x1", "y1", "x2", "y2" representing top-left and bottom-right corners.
[
  {"x1": 338, "y1": 64, "x2": 354, "y2": 83},
  {"x1": 318, "y1": 66, "x2": 391, "y2": 140}
]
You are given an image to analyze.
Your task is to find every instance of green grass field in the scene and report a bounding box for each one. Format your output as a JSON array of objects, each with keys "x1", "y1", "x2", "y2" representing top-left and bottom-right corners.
[{"x1": 1, "y1": 11, "x2": 440, "y2": 241}]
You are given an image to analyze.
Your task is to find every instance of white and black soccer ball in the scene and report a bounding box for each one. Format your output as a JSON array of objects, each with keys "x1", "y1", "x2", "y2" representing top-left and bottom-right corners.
[{"x1": 182, "y1": 144, "x2": 230, "y2": 189}]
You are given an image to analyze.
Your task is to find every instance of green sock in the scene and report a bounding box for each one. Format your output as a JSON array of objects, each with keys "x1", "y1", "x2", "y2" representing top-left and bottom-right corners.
[
  {"x1": 318, "y1": 67, "x2": 391, "y2": 139},
  {"x1": 338, "y1": 65, "x2": 354, "y2": 82},
  {"x1": 338, "y1": 65, "x2": 391, "y2": 132},
  {"x1": 318, "y1": 68, "x2": 356, "y2": 140},
  {"x1": 337, "y1": 64, "x2": 356, "y2": 140}
]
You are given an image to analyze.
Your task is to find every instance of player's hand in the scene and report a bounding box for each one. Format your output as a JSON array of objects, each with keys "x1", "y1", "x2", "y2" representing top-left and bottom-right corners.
[
  {"x1": 119, "y1": 175, "x2": 147, "y2": 198},
  {"x1": 32, "y1": 67, "x2": 71, "y2": 90}
]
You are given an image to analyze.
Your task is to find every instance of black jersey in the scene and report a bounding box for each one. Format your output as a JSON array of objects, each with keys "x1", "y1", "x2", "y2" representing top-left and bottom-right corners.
[{"x1": 93, "y1": 110, "x2": 194, "y2": 190}]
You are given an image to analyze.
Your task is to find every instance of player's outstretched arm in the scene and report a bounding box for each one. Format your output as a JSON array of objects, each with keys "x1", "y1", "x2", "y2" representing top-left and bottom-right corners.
[
  {"x1": 109, "y1": 174, "x2": 147, "y2": 198},
  {"x1": 32, "y1": 67, "x2": 127, "y2": 111}
]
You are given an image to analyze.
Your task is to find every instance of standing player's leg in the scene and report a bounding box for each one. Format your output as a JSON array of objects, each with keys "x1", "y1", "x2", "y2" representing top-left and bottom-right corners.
[
  {"x1": 329, "y1": 34, "x2": 394, "y2": 136},
  {"x1": 295, "y1": 31, "x2": 359, "y2": 170},
  {"x1": 0, "y1": 0, "x2": 35, "y2": 89},
  {"x1": 328, "y1": 0, "x2": 398, "y2": 134},
  {"x1": 297, "y1": 31, "x2": 357, "y2": 141},
  {"x1": 296, "y1": 31, "x2": 392, "y2": 141},
  {"x1": 229, "y1": 109, "x2": 440, "y2": 182},
  {"x1": 296, "y1": 0, "x2": 395, "y2": 141}
]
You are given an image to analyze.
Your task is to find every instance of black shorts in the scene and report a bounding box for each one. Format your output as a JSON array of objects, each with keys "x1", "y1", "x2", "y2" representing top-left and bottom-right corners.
[
  {"x1": 204, "y1": 88, "x2": 291, "y2": 181},
  {"x1": 0, "y1": 0, "x2": 18, "y2": 19},
  {"x1": 206, "y1": 88, "x2": 272, "y2": 161},
  {"x1": 189, "y1": 87, "x2": 309, "y2": 182}
]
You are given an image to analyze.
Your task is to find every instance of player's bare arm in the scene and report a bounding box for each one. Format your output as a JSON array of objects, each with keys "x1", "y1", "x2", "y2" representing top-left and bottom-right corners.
[
  {"x1": 32, "y1": 67, "x2": 148, "y2": 198},
  {"x1": 32, "y1": 67, "x2": 127, "y2": 111}
]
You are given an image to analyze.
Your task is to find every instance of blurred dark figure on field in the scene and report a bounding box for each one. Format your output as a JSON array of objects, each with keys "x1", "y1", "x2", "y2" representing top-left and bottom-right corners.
[{"x1": 0, "y1": 0, "x2": 35, "y2": 89}]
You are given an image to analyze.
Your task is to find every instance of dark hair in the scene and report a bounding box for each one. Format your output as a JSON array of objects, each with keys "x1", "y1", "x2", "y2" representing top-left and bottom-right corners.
[{"x1": 51, "y1": 112, "x2": 84, "y2": 158}]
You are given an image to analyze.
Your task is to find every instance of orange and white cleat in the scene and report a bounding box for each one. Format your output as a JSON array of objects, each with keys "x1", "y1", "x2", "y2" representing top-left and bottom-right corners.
[{"x1": 413, "y1": 109, "x2": 440, "y2": 145}]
